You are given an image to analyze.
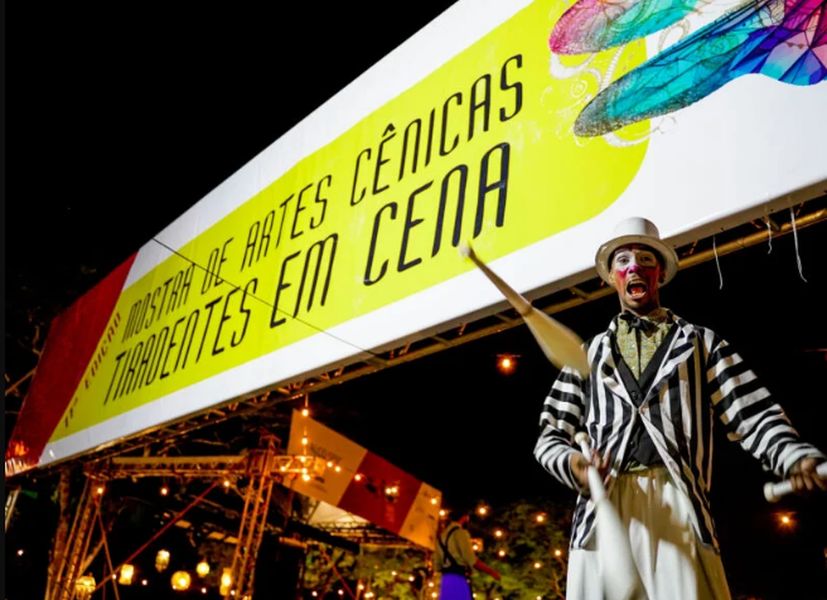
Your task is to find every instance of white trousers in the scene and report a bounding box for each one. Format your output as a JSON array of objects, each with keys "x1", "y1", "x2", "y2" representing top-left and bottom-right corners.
[{"x1": 566, "y1": 467, "x2": 731, "y2": 600}]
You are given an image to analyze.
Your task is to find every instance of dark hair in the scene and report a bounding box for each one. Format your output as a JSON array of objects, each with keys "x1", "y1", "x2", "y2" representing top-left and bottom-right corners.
[{"x1": 442, "y1": 500, "x2": 474, "y2": 522}]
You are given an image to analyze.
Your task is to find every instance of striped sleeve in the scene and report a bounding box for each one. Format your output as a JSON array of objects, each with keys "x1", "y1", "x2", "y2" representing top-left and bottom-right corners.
[
  {"x1": 534, "y1": 366, "x2": 586, "y2": 492},
  {"x1": 705, "y1": 331, "x2": 825, "y2": 477}
]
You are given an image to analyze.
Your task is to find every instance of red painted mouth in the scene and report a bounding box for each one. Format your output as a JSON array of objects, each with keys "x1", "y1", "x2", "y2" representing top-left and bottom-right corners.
[{"x1": 626, "y1": 280, "x2": 648, "y2": 299}]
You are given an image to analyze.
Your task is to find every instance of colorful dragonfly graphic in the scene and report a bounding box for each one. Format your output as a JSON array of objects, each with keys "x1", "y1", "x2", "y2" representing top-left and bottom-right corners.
[{"x1": 549, "y1": 0, "x2": 827, "y2": 136}]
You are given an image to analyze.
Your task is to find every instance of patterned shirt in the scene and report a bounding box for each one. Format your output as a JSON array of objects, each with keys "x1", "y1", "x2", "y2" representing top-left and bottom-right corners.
[{"x1": 615, "y1": 308, "x2": 672, "y2": 379}]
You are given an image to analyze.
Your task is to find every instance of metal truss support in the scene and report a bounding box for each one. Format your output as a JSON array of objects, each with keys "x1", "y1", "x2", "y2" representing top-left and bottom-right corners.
[
  {"x1": 45, "y1": 479, "x2": 98, "y2": 600},
  {"x1": 225, "y1": 448, "x2": 277, "y2": 600},
  {"x1": 5, "y1": 486, "x2": 20, "y2": 531}
]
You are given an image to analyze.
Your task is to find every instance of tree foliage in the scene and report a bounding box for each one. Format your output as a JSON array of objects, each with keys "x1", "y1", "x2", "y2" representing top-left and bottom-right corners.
[{"x1": 299, "y1": 498, "x2": 571, "y2": 599}]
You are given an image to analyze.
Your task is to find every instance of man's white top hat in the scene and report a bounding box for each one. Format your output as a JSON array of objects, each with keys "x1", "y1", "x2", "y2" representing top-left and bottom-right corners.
[{"x1": 594, "y1": 217, "x2": 679, "y2": 286}]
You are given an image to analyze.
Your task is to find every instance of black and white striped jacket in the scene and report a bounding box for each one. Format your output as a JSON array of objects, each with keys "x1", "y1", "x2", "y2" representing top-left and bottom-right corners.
[{"x1": 534, "y1": 312, "x2": 824, "y2": 550}]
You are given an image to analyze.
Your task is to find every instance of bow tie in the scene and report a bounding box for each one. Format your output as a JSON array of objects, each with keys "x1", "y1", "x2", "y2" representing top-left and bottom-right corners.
[{"x1": 619, "y1": 312, "x2": 658, "y2": 335}]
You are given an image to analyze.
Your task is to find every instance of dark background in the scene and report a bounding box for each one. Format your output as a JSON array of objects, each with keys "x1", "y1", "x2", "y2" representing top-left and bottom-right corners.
[{"x1": 4, "y1": 3, "x2": 826, "y2": 599}]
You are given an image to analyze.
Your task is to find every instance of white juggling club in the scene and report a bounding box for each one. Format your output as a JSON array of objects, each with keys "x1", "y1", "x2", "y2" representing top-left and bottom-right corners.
[
  {"x1": 764, "y1": 462, "x2": 827, "y2": 502},
  {"x1": 460, "y1": 244, "x2": 590, "y2": 377},
  {"x1": 574, "y1": 432, "x2": 645, "y2": 600}
]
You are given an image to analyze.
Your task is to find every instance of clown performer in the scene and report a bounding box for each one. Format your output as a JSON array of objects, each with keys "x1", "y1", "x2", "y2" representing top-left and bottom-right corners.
[{"x1": 534, "y1": 217, "x2": 826, "y2": 600}]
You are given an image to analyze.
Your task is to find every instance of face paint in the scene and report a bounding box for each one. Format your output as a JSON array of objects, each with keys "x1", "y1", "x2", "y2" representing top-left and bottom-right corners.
[{"x1": 610, "y1": 245, "x2": 662, "y2": 314}]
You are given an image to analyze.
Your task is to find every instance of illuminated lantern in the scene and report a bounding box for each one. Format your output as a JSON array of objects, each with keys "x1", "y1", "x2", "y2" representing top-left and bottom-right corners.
[
  {"x1": 196, "y1": 560, "x2": 210, "y2": 577},
  {"x1": 75, "y1": 575, "x2": 96, "y2": 600},
  {"x1": 171, "y1": 571, "x2": 191, "y2": 591},
  {"x1": 220, "y1": 568, "x2": 233, "y2": 596},
  {"x1": 155, "y1": 549, "x2": 171, "y2": 572},
  {"x1": 118, "y1": 564, "x2": 135, "y2": 585}
]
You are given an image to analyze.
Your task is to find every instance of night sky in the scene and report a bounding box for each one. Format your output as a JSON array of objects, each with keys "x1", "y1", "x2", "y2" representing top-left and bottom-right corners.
[{"x1": 5, "y1": 3, "x2": 826, "y2": 600}]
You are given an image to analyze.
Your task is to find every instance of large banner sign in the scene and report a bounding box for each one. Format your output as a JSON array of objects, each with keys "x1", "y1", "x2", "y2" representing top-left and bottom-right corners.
[
  {"x1": 8, "y1": 0, "x2": 826, "y2": 475},
  {"x1": 286, "y1": 411, "x2": 441, "y2": 549}
]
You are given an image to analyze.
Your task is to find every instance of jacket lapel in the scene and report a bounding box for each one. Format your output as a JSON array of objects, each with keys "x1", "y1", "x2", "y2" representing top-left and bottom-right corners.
[
  {"x1": 596, "y1": 317, "x2": 633, "y2": 407},
  {"x1": 643, "y1": 313, "x2": 697, "y2": 403}
]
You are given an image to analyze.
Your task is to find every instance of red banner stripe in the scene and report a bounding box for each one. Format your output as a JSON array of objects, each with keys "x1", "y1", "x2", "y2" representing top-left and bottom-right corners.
[
  {"x1": 338, "y1": 450, "x2": 422, "y2": 536},
  {"x1": 6, "y1": 254, "x2": 137, "y2": 473}
]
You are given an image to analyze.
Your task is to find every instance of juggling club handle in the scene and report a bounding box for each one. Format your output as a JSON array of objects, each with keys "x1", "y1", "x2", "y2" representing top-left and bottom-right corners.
[
  {"x1": 764, "y1": 462, "x2": 827, "y2": 502},
  {"x1": 574, "y1": 432, "x2": 606, "y2": 503}
]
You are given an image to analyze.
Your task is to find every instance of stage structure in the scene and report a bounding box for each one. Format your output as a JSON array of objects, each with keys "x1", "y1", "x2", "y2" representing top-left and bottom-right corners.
[
  {"x1": 42, "y1": 408, "x2": 441, "y2": 600},
  {"x1": 44, "y1": 441, "x2": 347, "y2": 600}
]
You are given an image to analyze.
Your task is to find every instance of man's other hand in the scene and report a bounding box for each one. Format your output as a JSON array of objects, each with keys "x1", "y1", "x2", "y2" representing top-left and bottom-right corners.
[{"x1": 789, "y1": 457, "x2": 827, "y2": 492}]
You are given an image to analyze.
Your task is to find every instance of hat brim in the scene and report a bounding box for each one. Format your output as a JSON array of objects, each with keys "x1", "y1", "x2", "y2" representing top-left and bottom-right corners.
[{"x1": 595, "y1": 234, "x2": 679, "y2": 286}]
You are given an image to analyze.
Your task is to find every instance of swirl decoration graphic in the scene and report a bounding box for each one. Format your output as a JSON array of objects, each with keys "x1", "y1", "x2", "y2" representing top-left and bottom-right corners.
[{"x1": 549, "y1": 0, "x2": 827, "y2": 137}]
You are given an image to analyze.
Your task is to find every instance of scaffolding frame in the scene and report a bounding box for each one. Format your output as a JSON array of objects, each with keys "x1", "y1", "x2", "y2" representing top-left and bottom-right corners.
[{"x1": 44, "y1": 441, "x2": 331, "y2": 600}]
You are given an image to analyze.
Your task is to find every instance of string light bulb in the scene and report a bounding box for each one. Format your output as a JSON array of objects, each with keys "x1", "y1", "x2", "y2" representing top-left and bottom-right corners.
[
  {"x1": 777, "y1": 512, "x2": 796, "y2": 529},
  {"x1": 196, "y1": 560, "x2": 210, "y2": 577},
  {"x1": 155, "y1": 550, "x2": 171, "y2": 572},
  {"x1": 477, "y1": 505, "x2": 489, "y2": 517},
  {"x1": 535, "y1": 513, "x2": 546, "y2": 524},
  {"x1": 75, "y1": 575, "x2": 96, "y2": 600},
  {"x1": 220, "y1": 569, "x2": 232, "y2": 596},
  {"x1": 171, "y1": 571, "x2": 191, "y2": 591},
  {"x1": 118, "y1": 564, "x2": 135, "y2": 585},
  {"x1": 496, "y1": 354, "x2": 518, "y2": 374}
]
